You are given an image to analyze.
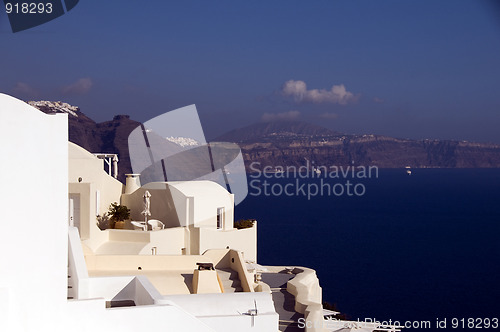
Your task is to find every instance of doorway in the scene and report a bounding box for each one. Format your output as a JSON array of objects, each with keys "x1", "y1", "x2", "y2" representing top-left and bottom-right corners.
[{"x1": 68, "y1": 193, "x2": 81, "y2": 231}]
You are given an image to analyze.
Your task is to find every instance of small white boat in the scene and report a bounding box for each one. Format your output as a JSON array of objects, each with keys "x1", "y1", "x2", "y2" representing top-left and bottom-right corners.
[{"x1": 405, "y1": 166, "x2": 412, "y2": 175}]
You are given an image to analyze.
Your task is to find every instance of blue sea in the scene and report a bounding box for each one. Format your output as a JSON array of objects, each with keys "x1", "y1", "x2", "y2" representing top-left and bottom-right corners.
[{"x1": 235, "y1": 169, "x2": 500, "y2": 331}]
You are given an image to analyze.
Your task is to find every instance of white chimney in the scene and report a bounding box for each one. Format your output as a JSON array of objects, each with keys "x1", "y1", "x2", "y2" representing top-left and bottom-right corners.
[{"x1": 124, "y1": 174, "x2": 141, "y2": 194}]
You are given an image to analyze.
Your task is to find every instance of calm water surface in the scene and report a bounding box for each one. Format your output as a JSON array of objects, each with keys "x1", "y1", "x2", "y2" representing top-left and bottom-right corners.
[{"x1": 235, "y1": 169, "x2": 500, "y2": 330}]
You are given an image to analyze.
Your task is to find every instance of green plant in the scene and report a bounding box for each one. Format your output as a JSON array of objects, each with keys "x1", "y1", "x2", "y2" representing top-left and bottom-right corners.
[
  {"x1": 108, "y1": 202, "x2": 130, "y2": 222},
  {"x1": 234, "y1": 219, "x2": 255, "y2": 229}
]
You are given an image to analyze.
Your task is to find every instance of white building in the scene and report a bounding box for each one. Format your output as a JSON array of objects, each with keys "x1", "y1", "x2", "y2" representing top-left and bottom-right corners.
[{"x1": 0, "y1": 93, "x2": 390, "y2": 332}]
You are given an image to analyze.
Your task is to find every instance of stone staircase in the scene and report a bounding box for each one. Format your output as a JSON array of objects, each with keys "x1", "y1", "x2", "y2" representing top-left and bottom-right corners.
[{"x1": 216, "y1": 268, "x2": 243, "y2": 293}]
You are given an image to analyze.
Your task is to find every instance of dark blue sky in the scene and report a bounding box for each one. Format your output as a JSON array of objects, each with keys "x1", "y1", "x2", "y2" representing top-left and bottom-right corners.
[{"x1": 1, "y1": 0, "x2": 500, "y2": 142}]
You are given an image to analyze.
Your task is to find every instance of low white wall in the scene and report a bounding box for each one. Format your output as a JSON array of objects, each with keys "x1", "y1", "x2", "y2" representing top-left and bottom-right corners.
[
  {"x1": 286, "y1": 267, "x2": 325, "y2": 332},
  {"x1": 149, "y1": 227, "x2": 186, "y2": 255},
  {"x1": 85, "y1": 254, "x2": 211, "y2": 271},
  {"x1": 198, "y1": 222, "x2": 257, "y2": 262},
  {"x1": 108, "y1": 229, "x2": 151, "y2": 242},
  {"x1": 88, "y1": 226, "x2": 187, "y2": 256}
]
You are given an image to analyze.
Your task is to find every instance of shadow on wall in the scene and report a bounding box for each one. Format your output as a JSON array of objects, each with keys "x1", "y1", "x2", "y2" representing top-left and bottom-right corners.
[{"x1": 121, "y1": 184, "x2": 181, "y2": 228}]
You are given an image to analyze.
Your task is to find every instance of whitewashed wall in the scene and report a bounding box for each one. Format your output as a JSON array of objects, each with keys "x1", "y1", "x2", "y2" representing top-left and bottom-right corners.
[
  {"x1": 0, "y1": 93, "x2": 69, "y2": 332},
  {"x1": 160, "y1": 292, "x2": 279, "y2": 332},
  {"x1": 68, "y1": 142, "x2": 123, "y2": 241},
  {"x1": 0, "y1": 94, "x2": 221, "y2": 332},
  {"x1": 198, "y1": 225, "x2": 257, "y2": 262}
]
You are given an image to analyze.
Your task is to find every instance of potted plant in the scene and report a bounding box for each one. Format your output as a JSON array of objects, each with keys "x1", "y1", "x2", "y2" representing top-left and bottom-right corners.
[
  {"x1": 96, "y1": 213, "x2": 110, "y2": 230},
  {"x1": 108, "y1": 202, "x2": 130, "y2": 229},
  {"x1": 234, "y1": 219, "x2": 255, "y2": 229}
]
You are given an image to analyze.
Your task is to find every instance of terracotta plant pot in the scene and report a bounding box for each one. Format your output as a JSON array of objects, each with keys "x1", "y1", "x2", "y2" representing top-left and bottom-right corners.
[{"x1": 113, "y1": 221, "x2": 125, "y2": 229}]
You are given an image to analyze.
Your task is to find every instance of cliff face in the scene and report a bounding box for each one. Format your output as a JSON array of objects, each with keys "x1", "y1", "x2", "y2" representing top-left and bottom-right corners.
[
  {"x1": 217, "y1": 121, "x2": 500, "y2": 171},
  {"x1": 28, "y1": 101, "x2": 500, "y2": 179},
  {"x1": 29, "y1": 101, "x2": 140, "y2": 182}
]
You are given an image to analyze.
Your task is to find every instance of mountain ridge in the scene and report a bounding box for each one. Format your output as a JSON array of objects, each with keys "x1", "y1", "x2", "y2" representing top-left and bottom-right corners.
[
  {"x1": 216, "y1": 120, "x2": 500, "y2": 171},
  {"x1": 28, "y1": 101, "x2": 500, "y2": 180},
  {"x1": 215, "y1": 120, "x2": 341, "y2": 143},
  {"x1": 29, "y1": 100, "x2": 140, "y2": 182}
]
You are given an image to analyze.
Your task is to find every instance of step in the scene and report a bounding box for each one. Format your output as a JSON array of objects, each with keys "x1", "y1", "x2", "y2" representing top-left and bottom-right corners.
[
  {"x1": 221, "y1": 280, "x2": 241, "y2": 289},
  {"x1": 223, "y1": 286, "x2": 243, "y2": 293},
  {"x1": 217, "y1": 269, "x2": 238, "y2": 279},
  {"x1": 217, "y1": 268, "x2": 243, "y2": 292}
]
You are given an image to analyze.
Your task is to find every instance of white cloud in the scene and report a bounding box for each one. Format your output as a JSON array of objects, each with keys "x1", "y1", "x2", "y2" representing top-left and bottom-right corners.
[
  {"x1": 281, "y1": 80, "x2": 359, "y2": 105},
  {"x1": 12, "y1": 82, "x2": 38, "y2": 97},
  {"x1": 62, "y1": 78, "x2": 92, "y2": 95},
  {"x1": 261, "y1": 110, "x2": 300, "y2": 122},
  {"x1": 319, "y1": 112, "x2": 338, "y2": 120}
]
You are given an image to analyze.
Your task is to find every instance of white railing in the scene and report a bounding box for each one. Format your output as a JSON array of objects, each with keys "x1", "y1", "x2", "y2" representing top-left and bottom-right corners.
[{"x1": 93, "y1": 153, "x2": 119, "y2": 178}]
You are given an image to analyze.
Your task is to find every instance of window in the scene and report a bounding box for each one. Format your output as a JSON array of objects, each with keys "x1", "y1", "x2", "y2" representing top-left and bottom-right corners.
[{"x1": 217, "y1": 207, "x2": 225, "y2": 229}]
